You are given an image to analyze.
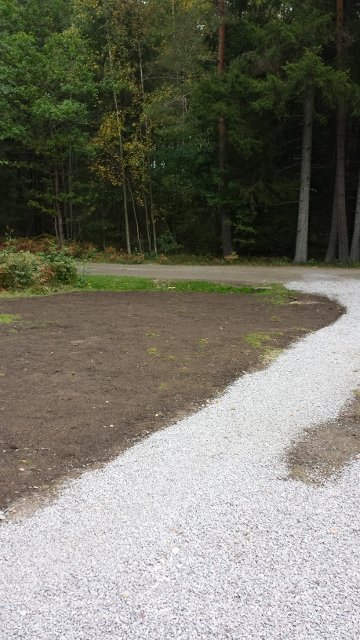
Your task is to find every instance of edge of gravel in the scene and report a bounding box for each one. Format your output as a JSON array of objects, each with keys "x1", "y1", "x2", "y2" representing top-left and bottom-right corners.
[
  {"x1": 0, "y1": 284, "x2": 344, "y2": 523},
  {"x1": 0, "y1": 279, "x2": 360, "y2": 640}
]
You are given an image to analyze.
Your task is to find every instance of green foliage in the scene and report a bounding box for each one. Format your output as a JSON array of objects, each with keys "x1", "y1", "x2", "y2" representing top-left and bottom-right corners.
[
  {"x1": 156, "y1": 231, "x2": 183, "y2": 254},
  {"x1": 0, "y1": 0, "x2": 360, "y2": 260},
  {"x1": 0, "y1": 250, "x2": 41, "y2": 289},
  {"x1": 0, "y1": 249, "x2": 78, "y2": 289},
  {"x1": 42, "y1": 251, "x2": 78, "y2": 285}
]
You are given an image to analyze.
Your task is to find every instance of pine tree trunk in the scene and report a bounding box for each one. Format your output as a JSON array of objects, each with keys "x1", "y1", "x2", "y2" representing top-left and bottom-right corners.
[
  {"x1": 54, "y1": 168, "x2": 64, "y2": 250},
  {"x1": 108, "y1": 45, "x2": 131, "y2": 255},
  {"x1": 217, "y1": 0, "x2": 232, "y2": 257},
  {"x1": 325, "y1": 189, "x2": 338, "y2": 262},
  {"x1": 294, "y1": 85, "x2": 314, "y2": 264},
  {"x1": 336, "y1": 105, "x2": 348, "y2": 262},
  {"x1": 127, "y1": 177, "x2": 143, "y2": 253},
  {"x1": 138, "y1": 40, "x2": 157, "y2": 256},
  {"x1": 143, "y1": 194, "x2": 152, "y2": 253},
  {"x1": 62, "y1": 163, "x2": 68, "y2": 240},
  {"x1": 326, "y1": 0, "x2": 348, "y2": 262},
  {"x1": 147, "y1": 155, "x2": 157, "y2": 255},
  {"x1": 68, "y1": 146, "x2": 73, "y2": 240},
  {"x1": 350, "y1": 165, "x2": 360, "y2": 262}
]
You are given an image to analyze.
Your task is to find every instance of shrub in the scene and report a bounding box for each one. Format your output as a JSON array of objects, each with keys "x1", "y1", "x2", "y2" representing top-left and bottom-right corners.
[
  {"x1": 0, "y1": 250, "x2": 41, "y2": 289},
  {"x1": 0, "y1": 249, "x2": 78, "y2": 290},
  {"x1": 156, "y1": 231, "x2": 182, "y2": 254},
  {"x1": 42, "y1": 252, "x2": 78, "y2": 285},
  {"x1": 66, "y1": 242, "x2": 98, "y2": 260},
  {"x1": 0, "y1": 235, "x2": 56, "y2": 253}
]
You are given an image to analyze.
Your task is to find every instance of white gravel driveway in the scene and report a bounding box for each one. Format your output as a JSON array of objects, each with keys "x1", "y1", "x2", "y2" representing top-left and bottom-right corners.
[{"x1": 1, "y1": 279, "x2": 360, "y2": 640}]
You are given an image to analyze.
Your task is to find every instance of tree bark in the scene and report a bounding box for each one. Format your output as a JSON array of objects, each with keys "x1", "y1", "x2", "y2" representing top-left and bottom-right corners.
[
  {"x1": 335, "y1": 104, "x2": 348, "y2": 262},
  {"x1": 127, "y1": 176, "x2": 143, "y2": 253},
  {"x1": 147, "y1": 155, "x2": 157, "y2": 255},
  {"x1": 349, "y1": 165, "x2": 360, "y2": 262},
  {"x1": 68, "y1": 146, "x2": 73, "y2": 241},
  {"x1": 108, "y1": 45, "x2": 131, "y2": 255},
  {"x1": 325, "y1": 188, "x2": 338, "y2": 262},
  {"x1": 138, "y1": 40, "x2": 157, "y2": 255},
  {"x1": 143, "y1": 193, "x2": 152, "y2": 253},
  {"x1": 217, "y1": 0, "x2": 232, "y2": 257},
  {"x1": 294, "y1": 85, "x2": 315, "y2": 264},
  {"x1": 326, "y1": 0, "x2": 348, "y2": 262},
  {"x1": 62, "y1": 163, "x2": 68, "y2": 240},
  {"x1": 54, "y1": 168, "x2": 64, "y2": 250}
]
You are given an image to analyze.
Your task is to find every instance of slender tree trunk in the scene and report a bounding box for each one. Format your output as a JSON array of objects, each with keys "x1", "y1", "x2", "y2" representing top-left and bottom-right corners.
[
  {"x1": 217, "y1": 0, "x2": 232, "y2": 256},
  {"x1": 350, "y1": 165, "x2": 360, "y2": 262},
  {"x1": 143, "y1": 193, "x2": 152, "y2": 253},
  {"x1": 147, "y1": 155, "x2": 157, "y2": 255},
  {"x1": 325, "y1": 188, "x2": 338, "y2": 262},
  {"x1": 54, "y1": 168, "x2": 64, "y2": 250},
  {"x1": 108, "y1": 45, "x2": 131, "y2": 255},
  {"x1": 62, "y1": 163, "x2": 68, "y2": 240},
  {"x1": 127, "y1": 177, "x2": 143, "y2": 253},
  {"x1": 138, "y1": 40, "x2": 157, "y2": 255},
  {"x1": 101, "y1": 189, "x2": 106, "y2": 250},
  {"x1": 336, "y1": 104, "x2": 348, "y2": 262},
  {"x1": 68, "y1": 146, "x2": 73, "y2": 241},
  {"x1": 326, "y1": 0, "x2": 348, "y2": 262},
  {"x1": 294, "y1": 85, "x2": 315, "y2": 264},
  {"x1": 54, "y1": 216, "x2": 59, "y2": 245}
]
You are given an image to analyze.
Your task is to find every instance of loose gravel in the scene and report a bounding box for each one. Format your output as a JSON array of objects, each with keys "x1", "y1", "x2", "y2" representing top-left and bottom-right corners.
[{"x1": 1, "y1": 279, "x2": 360, "y2": 640}]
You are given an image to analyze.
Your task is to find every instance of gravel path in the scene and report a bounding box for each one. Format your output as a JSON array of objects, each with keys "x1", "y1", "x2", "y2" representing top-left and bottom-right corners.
[{"x1": 1, "y1": 279, "x2": 360, "y2": 640}]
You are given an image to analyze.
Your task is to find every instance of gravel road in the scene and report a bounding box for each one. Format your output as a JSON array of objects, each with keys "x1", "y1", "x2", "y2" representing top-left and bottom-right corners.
[
  {"x1": 82, "y1": 262, "x2": 360, "y2": 285},
  {"x1": 1, "y1": 279, "x2": 360, "y2": 640}
]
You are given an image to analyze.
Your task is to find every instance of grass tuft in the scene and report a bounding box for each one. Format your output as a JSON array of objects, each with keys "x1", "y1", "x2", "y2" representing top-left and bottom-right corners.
[
  {"x1": 0, "y1": 313, "x2": 21, "y2": 324},
  {"x1": 244, "y1": 332, "x2": 272, "y2": 349}
]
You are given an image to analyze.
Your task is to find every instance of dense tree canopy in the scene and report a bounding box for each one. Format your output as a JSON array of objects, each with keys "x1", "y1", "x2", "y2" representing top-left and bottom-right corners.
[{"x1": 0, "y1": 0, "x2": 359, "y2": 260}]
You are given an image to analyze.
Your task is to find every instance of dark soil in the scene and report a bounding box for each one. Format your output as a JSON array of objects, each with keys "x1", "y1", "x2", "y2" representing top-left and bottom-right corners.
[
  {"x1": 0, "y1": 290, "x2": 341, "y2": 513},
  {"x1": 288, "y1": 392, "x2": 360, "y2": 485}
]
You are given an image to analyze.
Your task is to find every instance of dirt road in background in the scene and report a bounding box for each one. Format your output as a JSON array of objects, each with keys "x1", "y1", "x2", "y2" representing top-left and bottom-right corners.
[{"x1": 82, "y1": 262, "x2": 360, "y2": 284}]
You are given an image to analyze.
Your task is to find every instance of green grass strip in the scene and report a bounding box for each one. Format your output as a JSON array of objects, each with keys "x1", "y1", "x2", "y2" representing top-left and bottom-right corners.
[
  {"x1": 78, "y1": 275, "x2": 292, "y2": 302},
  {"x1": 0, "y1": 275, "x2": 293, "y2": 304}
]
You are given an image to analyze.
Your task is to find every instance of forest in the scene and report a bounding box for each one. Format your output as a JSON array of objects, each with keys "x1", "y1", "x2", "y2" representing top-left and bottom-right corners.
[{"x1": 1, "y1": 0, "x2": 360, "y2": 262}]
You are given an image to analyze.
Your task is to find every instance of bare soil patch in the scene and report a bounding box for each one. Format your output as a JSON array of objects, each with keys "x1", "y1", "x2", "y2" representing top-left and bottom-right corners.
[
  {"x1": 288, "y1": 392, "x2": 360, "y2": 485},
  {"x1": 0, "y1": 290, "x2": 341, "y2": 513}
]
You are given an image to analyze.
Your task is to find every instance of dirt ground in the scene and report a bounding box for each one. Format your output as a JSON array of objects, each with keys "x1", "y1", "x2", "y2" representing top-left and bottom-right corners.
[
  {"x1": 0, "y1": 290, "x2": 341, "y2": 514},
  {"x1": 287, "y1": 392, "x2": 360, "y2": 484}
]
